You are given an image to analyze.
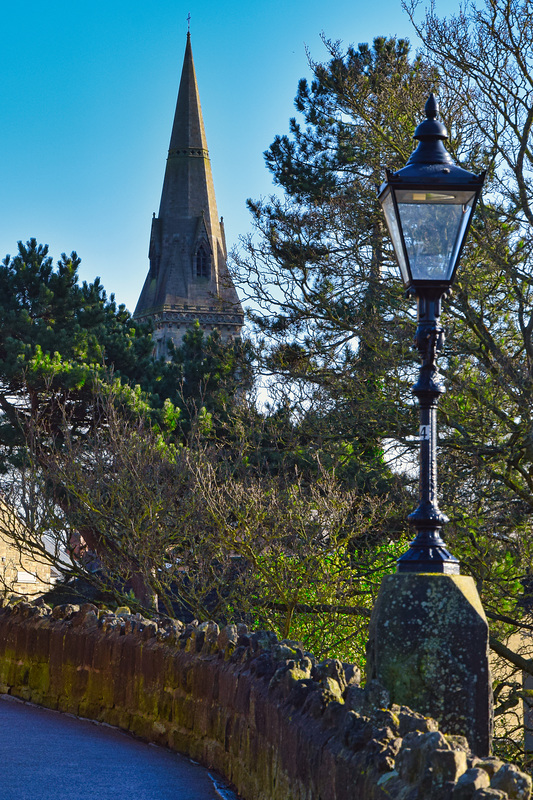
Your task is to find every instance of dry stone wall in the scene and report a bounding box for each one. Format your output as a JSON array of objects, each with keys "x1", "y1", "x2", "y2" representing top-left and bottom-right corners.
[{"x1": 0, "y1": 599, "x2": 530, "y2": 800}]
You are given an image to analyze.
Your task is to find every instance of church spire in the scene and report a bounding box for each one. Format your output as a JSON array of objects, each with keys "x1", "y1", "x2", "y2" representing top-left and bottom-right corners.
[{"x1": 134, "y1": 34, "x2": 243, "y2": 357}]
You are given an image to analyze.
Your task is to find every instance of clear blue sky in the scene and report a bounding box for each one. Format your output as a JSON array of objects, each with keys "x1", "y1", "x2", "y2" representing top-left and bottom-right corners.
[{"x1": 0, "y1": 0, "x2": 458, "y2": 314}]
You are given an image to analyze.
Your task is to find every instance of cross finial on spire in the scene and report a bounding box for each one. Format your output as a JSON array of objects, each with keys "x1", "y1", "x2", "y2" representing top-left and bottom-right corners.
[{"x1": 187, "y1": 12, "x2": 191, "y2": 34}]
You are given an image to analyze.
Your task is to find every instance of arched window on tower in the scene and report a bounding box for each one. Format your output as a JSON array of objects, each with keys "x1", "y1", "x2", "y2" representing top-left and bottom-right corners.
[{"x1": 196, "y1": 243, "x2": 211, "y2": 278}]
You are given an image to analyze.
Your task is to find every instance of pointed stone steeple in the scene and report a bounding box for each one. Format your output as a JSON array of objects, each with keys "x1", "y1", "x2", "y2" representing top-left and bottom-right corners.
[{"x1": 134, "y1": 33, "x2": 244, "y2": 357}]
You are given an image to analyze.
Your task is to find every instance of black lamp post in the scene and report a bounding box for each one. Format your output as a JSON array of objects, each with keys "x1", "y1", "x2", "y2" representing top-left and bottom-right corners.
[{"x1": 378, "y1": 94, "x2": 485, "y2": 573}]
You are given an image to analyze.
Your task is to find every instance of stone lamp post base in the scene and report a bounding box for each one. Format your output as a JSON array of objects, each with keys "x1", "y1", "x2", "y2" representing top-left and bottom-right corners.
[{"x1": 366, "y1": 573, "x2": 492, "y2": 756}]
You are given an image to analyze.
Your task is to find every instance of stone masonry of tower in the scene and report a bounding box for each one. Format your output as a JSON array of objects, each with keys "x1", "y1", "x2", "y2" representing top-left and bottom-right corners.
[{"x1": 134, "y1": 34, "x2": 244, "y2": 358}]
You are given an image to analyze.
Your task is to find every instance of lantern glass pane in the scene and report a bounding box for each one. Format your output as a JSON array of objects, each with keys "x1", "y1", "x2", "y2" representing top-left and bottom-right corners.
[
  {"x1": 381, "y1": 192, "x2": 410, "y2": 284},
  {"x1": 395, "y1": 190, "x2": 476, "y2": 282}
]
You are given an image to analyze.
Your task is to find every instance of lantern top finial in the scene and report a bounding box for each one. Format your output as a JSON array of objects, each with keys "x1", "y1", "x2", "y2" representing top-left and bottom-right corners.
[
  {"x1": 425, "y1": 93, "x2": 438, "y2": 119},
  {"x1": 411, "y1": 94, "x2": 449, "y2": 149}
]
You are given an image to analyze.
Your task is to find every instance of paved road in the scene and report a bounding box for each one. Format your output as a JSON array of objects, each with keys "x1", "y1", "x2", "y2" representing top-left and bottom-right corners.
[{"x1": 0, "y1": 696, "x2": 236, "y2": 800}]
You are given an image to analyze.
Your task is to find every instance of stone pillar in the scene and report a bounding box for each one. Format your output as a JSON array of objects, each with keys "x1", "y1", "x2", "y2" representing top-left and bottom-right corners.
[{"x1": 366, "y1": 573, "x2": 492, "y2": 756}]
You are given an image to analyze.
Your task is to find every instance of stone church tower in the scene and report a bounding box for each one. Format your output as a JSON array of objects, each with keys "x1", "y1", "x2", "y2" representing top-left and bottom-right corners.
[{"x1": 134, "y1": 34, "x2": 244, "y2": 357}]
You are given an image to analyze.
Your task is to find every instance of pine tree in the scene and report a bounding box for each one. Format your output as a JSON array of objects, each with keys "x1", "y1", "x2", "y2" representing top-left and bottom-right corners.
[{"x1": 235, "y1": 37, "x2": 437, "y2": 489}]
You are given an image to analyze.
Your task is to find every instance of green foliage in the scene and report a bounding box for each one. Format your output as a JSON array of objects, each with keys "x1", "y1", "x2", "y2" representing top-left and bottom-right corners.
[
  {"x1": 0, "y1": 239, "x2": 154, "y2": 386},
  {"x1": 166, "y1": 321, "x2": 255, "y2": 437},
  {"x1": 251, "y1": 539, "x2": 406, "y2": 664},
  {"x1": 0, "y1": 238, "x2": 163, "y2": 468},
  {"x1": 0, "y1": 239, "x2": 256, "y2": 465}
]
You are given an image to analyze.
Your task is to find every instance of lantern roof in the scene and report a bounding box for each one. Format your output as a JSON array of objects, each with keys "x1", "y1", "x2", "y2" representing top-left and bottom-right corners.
[{"x1": 383, "y1": 94, "x2": 484, "y2": 187}]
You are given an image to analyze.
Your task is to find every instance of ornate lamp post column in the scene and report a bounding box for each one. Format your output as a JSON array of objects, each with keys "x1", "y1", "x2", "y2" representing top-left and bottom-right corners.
[
  {"x1": 378, "y1": 94, "x2": 485, "y2": 573},
  {"x1": 368, "y1": 96, "x2": 491, "y2": 757}
]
